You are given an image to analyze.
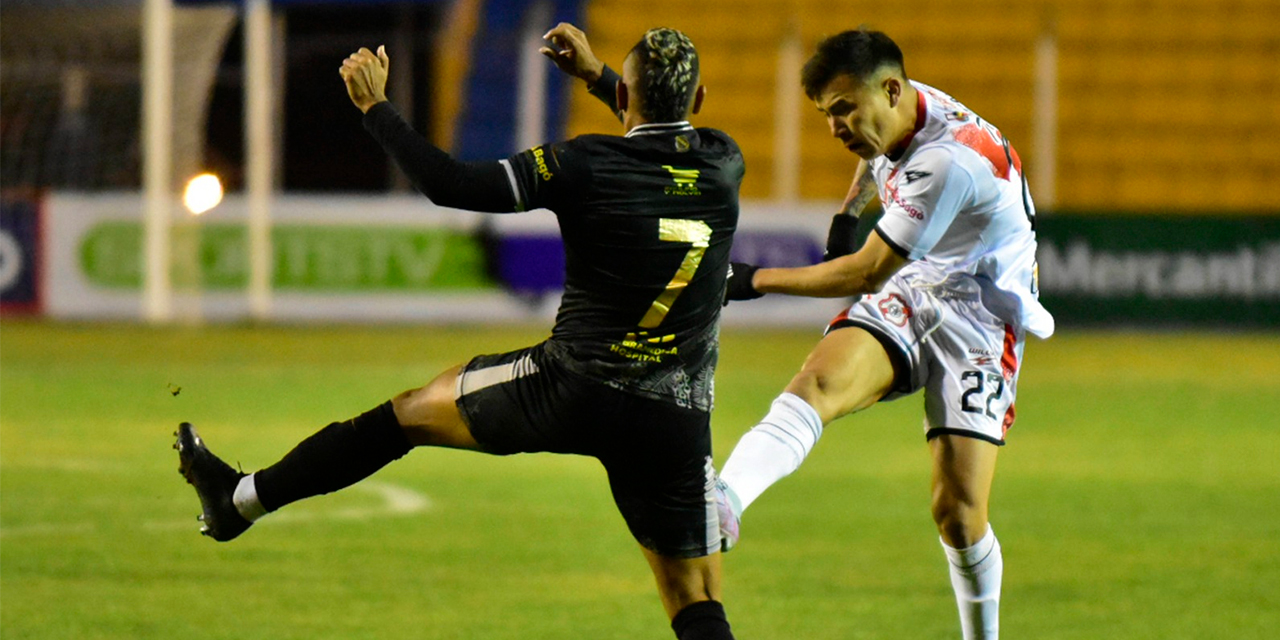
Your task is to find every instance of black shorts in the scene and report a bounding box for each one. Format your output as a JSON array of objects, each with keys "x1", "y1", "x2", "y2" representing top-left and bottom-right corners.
[{"x1": 454, "y1": 342, "x2": 720, "y2": 558}]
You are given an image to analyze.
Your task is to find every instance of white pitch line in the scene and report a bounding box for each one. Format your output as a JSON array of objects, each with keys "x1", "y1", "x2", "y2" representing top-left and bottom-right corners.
[{"x1": 0, "y1": 481, "x2": 431, "y2": 538}]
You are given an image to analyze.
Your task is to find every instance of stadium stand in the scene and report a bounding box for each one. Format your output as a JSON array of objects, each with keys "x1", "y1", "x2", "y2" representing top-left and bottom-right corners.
[{"x1": 566, "y1": 0, "x2": 1279, "y2": 212}]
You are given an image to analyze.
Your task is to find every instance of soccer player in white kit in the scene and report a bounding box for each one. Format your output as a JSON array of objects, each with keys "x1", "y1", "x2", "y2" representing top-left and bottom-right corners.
[{"x1": 718, "y1": 29, "x2": 1054, "y2": 639}]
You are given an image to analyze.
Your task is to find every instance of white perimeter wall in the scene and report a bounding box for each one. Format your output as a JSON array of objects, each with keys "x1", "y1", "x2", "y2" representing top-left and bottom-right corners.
[{"x1": 44, "y1": 193, "x2": 850, "y2": 327}]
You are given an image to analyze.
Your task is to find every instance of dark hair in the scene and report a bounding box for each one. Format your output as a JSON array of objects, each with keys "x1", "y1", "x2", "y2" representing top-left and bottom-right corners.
[
  {"x1": 628, "y1": 27, "x2": 700, "y2": 123},
  {"x1": 801, "y1": 29, "x2": 907, "y2": 99}
]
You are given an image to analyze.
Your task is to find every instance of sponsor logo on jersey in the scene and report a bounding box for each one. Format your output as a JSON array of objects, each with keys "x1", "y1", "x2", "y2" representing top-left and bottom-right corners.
[
  {"x1": 611, "y1": 334, "x2": 680, "y2": 363},
  {"x1": 878, "y1": 293, "x2": 913, "y2": 327},
  {"x1": 882, "y1": 169, "x2": 924, "y2": 220},
  {"x1": 880, "y1": 179, "x2": 921, "y2": 221},
  {"x1": 663, "y1": 165, "x2": 702, "y2": 196},
  {"x1": 625, "y1": 331, "x2": 676, "y2": 344},
  {"x1": 904, "y1": 170, "x2": 932, "y2": 184},
  {"x1": 532, "y1": 146, "x2": 554, "y2": 181},
  {"x1": 968, "y1": 347, "x2": 998, "y2": 366}
]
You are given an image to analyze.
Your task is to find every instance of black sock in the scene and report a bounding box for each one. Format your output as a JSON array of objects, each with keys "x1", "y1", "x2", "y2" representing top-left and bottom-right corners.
[
  {"x1": 254, "y1": 401, "x2": 412, "y2": 512},
  {"x1": 671, "y1": 600, "x2": 734, "y2": 640}
]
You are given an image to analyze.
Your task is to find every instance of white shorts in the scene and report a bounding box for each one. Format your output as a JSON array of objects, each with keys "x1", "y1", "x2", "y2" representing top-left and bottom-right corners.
[{"x1": 826, "y1": 275, "x2": 1025, "y2": 445}]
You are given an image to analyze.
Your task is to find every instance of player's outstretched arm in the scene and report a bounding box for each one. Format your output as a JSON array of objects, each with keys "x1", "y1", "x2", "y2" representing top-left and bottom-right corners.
[
  {"x1": 341, "y1": 45, "x2": 518, "y2": 213},
  {"x1": 740, "y1": 233, "x2": 910, "y2": 300},
  {"x1": 540, "y1": 22, "x2": 623, "y2": 120}
]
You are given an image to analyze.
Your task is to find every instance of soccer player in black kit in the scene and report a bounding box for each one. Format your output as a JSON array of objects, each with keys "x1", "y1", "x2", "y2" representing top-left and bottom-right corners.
[{"x1": 174, "y1": 24, "x2": 743, "y2": 640}]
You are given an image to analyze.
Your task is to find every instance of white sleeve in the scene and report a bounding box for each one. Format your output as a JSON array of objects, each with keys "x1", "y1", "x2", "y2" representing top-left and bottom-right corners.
[{"x1": 875, "y1": 146, "x2": 975, "y2": 260}]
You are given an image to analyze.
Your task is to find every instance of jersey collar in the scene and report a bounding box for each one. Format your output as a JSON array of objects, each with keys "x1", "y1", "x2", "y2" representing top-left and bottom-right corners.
[{"x1": 625, "y1": 121, "x2": 694, "y2": 138}]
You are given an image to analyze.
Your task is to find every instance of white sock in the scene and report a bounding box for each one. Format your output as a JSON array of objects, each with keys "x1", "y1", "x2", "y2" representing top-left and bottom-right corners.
[
  {"x1": 720, "y1": 392, "x2": 824, "y2": 512},
  {"x1": 232, "y1": 473, "x2": 268, "y2": 522},
  {"x1": 942, "y1": 525, "x2": 1002, "y2": 640}
]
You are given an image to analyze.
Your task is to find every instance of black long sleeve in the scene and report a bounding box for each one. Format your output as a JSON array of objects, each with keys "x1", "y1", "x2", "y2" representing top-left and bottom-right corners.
[{"x1": 362, "y1": 102, "x2": 516, "y2": 213}]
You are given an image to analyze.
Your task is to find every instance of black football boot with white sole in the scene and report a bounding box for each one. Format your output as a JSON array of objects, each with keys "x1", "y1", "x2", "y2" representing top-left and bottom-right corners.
[{"x1": 174, "y1": 423, "x2": 252, "y2": 541}]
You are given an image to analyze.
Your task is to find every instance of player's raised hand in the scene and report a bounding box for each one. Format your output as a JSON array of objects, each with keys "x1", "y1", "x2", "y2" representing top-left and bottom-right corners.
[
  {"x1": 540, "y1": 22, "x2": 605, "y2": 86},
  {"x1": 340, "y1": 45, "x2": 390, "y2": 113}
]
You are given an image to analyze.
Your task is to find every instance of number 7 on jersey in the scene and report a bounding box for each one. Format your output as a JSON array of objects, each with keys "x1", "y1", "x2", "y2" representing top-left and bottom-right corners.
[{"x1": 638, "y1": 218, "x2": 713, "y2": 329}]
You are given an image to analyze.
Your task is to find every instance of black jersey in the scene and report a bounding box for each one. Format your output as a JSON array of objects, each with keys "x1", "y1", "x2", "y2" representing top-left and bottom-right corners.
[
  {"x1": 362, "y1": 102, "x2": 743, "y2": 412},
  {"x1": 502, "y1": 124, "x2": 743, "y2": 412}
]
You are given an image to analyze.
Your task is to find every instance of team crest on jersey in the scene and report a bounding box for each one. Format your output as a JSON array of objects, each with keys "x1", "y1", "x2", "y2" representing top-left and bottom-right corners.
[
  {"x1": 674, "y1": 135, "x2": 691, "y2": 152},
  {"x1": 878, "y1": 293, "x2": 913, "y2": 327}
]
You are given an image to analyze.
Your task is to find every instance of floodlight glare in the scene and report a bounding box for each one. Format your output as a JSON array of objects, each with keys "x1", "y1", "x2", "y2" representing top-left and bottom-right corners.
[{"x1": 183, "y1": 173, "x2": 224, "y2": 215}]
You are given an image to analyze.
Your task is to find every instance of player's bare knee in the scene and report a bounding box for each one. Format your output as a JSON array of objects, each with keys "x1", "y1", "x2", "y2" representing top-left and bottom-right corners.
[
  {"x1": 784, "y1": 368, "x2": 821, "y2": 400},
  {"x1": 785, "y1": 368, "x2": 874, "y2": 422},
  {"x1": 390, "y1": 385, "x2": 430, "y2": 427},
  {"x1": 784, "y1": 369, "x2": 838, "y2": 420},
  {"x1": 664, "y1": 581, "x2": 716, "y2": 613},
  {"x1": 641, "y1": 548, "x2": 722, "y2": 619},
  {"x1": 390, "y1": 374, "x2": 474, "y2": 448},
  {"x1": 931, "y1": 493, "x2": 988, "y2": 547}
]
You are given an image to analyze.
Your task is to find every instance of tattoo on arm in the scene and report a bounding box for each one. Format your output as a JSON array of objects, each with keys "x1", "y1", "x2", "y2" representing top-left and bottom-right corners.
[{"x1": 840, "y1": 169, "x2": 878, "y2": 216}]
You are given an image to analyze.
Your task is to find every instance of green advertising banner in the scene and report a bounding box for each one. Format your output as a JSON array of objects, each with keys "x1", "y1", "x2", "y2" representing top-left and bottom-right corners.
[
  {"x1": 78, "y1": 222, "x2": 494, "y2": 291},
  {"x1": 1036, "y1": 215, "x2": 1280, "y2": 327},
  {"x1": 43, "y1": 193, "x2": 1280, "y2": 327}
]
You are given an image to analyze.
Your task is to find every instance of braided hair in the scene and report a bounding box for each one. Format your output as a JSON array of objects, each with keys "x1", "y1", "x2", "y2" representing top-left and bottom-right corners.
[{"x1": 628, "y1": 27, "x2": 700, "y2": 123}]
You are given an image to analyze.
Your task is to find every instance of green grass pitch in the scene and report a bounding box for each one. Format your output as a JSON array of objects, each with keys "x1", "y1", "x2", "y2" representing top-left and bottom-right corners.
[{"x1": 2, "y1": 321, "x2": 1277, "y2": 639}]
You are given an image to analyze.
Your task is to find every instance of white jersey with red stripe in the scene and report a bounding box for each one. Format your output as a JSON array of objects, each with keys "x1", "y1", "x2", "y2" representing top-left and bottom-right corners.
[{"x1": 870, "y1": 81, "x2": 1054, "y2": 339}]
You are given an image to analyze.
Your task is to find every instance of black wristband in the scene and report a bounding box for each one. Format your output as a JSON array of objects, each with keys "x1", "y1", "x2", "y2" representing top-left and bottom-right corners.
[
  {"x1": 587, "y1": 65, "x2": 622, "y2": 116},
  {"x1": 724, "y1": 262, "x2": 763, "y2": 304},
  {"x1": 824, "y1": 212, "x2": 860, "y2": 261}
]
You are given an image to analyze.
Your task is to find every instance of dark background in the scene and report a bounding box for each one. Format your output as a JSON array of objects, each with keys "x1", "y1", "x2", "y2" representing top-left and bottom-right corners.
[{"x1": 206, "y1": 4, "x2": 445, "y2": 193}]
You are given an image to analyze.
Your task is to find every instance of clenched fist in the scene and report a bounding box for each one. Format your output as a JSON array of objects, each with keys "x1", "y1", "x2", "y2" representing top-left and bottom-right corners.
[{"x1": 340, "y1": 45, "x2": 390, "y2": 113}]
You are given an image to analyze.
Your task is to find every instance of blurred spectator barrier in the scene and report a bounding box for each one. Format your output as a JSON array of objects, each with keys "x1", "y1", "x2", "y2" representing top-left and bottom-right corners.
[
  {"x1": 26, "y1": 192, "x2": 1280, "y2": 328},
  {"x1": 0, "y1": 191, "x2": 45, "y2": 315}
]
